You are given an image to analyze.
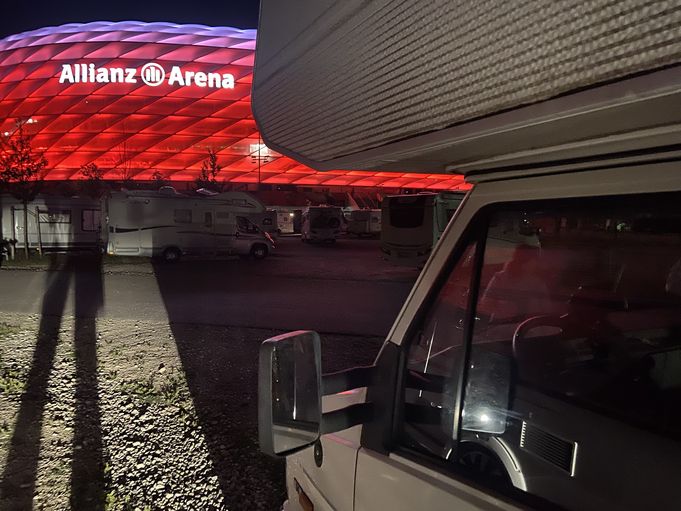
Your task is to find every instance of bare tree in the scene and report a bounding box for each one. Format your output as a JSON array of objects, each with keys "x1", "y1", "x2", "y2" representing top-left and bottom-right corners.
[
  {"x1": 0, "y1": 123, "x2": 48, "y2": 258},
  {"x1": 79, "y1": 162, "x2": 106, "y2": 198},
  {"x1": 114, "y1": 141, "x2": 136, "y2": 189},
  {"x1": 195, "y1": 149, "x2": 224, "y2": 192}
]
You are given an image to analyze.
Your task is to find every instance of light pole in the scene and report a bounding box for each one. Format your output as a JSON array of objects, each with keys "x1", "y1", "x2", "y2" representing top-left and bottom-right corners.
[{"x1": 250, "y1": 137, "x2": 271, "y2": 191}]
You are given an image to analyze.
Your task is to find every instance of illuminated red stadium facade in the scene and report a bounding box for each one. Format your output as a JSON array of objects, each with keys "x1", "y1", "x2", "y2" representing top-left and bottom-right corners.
[{"x1": 0, "y1": 22, "x2": 469, "y2": 190}]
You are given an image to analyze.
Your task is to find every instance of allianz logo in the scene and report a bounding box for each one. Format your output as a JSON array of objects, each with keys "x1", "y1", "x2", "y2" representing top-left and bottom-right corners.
[{"x1": 58, "y1": 62, "x2": 235, "y2": 89}]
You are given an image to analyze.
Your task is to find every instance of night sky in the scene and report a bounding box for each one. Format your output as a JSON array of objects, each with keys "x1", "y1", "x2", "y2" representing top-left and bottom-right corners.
[{"x1": 0, "y1": 0, "x2": 260, "y2": 39}]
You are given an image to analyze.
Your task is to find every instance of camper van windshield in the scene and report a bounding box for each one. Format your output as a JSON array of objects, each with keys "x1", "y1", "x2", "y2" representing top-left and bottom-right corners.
[{"x1": 404, "y1": 192, "x2": 681, "y2": 468}]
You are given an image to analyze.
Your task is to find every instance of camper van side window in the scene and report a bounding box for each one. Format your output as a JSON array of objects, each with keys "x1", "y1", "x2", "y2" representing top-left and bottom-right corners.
[
  {"x1": 237, "y1": 216, "x2": 258, "y2": 234},
  {"x1": 435, "y1": 194, "x2": 681, "y2": 509},
  {"x1": 174, "y1": 209, "x2": 192, "y2": 224},
  {"x1": 469, "y1": 195, "x2": 681, "y2": 438},
  {"x1": 38, "y1": 210, "x2": 71, "y2": 224}
]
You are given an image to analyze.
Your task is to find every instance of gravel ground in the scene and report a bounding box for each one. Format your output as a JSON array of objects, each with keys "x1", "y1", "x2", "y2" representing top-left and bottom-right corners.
[{"x1": 0, "y1": 314, "x2": 383, "y2": 510}]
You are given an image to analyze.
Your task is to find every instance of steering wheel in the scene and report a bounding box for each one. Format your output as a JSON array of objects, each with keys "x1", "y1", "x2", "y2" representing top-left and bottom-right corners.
[
  {"x1": 513, "y1": 283, "x2": 631, "y2": 364},
  {"x1": 514, "y1": 315, "x2": 614, "y2": 378},
  {"x1": 512, "y1": 315, "x2": 577, "y2": 377},
  {"x1": 512, "y1": 314, "x2": 567, "y2": 360}
]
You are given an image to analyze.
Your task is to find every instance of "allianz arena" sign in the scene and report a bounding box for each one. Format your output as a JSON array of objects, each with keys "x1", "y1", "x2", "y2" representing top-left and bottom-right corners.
[{"x1": 58, "y1": 62, "x2": 236, "y2": 89}]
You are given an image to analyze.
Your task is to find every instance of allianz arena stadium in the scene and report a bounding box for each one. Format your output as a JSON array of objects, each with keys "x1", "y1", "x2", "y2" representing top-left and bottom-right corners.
[{"x1": 0, "y1": 21, "x2": 468, "y2": 190}]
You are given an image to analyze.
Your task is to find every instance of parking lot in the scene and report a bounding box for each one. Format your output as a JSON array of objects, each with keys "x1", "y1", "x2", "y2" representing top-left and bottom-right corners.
[{"x1": 0, "y1": 237, "x2": 418, "y2": 510}]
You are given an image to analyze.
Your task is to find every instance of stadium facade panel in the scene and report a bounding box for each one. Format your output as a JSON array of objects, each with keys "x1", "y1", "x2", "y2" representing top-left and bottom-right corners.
[{"x1": 0, "y1": 22, "x2": 468, "y2": 190}]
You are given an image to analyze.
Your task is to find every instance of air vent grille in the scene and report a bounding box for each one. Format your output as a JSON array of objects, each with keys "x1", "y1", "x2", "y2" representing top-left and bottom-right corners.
[{"x1": 520, "y1": 421, "x2": 577, "y2": 476}]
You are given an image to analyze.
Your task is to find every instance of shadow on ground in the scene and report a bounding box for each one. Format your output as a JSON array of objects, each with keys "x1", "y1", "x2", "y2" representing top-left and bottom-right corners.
[
  {"x1": 153, "y1": 261, "x2": 383, "y2": 510},
  {"x1": 0, "y1": 254, "x2": 105, "y2": 511}
]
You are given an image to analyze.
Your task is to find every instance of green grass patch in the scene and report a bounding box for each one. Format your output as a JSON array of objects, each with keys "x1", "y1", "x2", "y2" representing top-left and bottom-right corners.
[
  {"x1": 1, "y1": 253, "x2": 151, "y2": 269},
  {"x1": 102, "y1": 254, "x2": 152, "y2": 265},
  {"x1": 0, "y1": 322, "x2": 20, "y2": 337},
  {"x1": 104, "y1": 489, "x2": 137, "y2": 511},
  {"x1": 1, "y1": 252, "x2": 51, "y2": 267},
  {"x1": 0, "y1": 355, "x2": 25, "y2": 396},
  {"x1": 120, "y1": 371, "x2": 190, "y2": 407}
]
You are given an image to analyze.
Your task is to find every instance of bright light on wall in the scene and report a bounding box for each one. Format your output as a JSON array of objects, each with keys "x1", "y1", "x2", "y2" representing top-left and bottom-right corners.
[{"x1": 249, "y1": 143, "x2": 270, "y2": 156}]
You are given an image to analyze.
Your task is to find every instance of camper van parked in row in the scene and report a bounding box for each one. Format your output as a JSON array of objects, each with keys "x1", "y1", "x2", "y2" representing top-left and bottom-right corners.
[
  {"x1": 248, "y1": 209, "x2": 279, "y2": 238},
  {"x1": 0, "y1": 194, "x2": 103, "y2": 253},
  {"x1": 106, "y1": 188, "x2": 274, "y2": 262},
  {"x1": 301, "y1": 205, "x2": 344, "y2": 243},
  {"x1": 381, "y1": 192, "x2": 466, "y2": 264},
  {"x1": 270, "y1": 206, "x2": 303, "y2": 234},
  {"x1": 345, "y1": 209, "x2": 381, "y2": 238}
]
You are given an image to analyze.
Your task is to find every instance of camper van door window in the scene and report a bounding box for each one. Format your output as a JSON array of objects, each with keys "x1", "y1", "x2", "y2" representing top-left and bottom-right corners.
[{"x1": 237, "y1": 216, "x2": 257, "y2": 234}]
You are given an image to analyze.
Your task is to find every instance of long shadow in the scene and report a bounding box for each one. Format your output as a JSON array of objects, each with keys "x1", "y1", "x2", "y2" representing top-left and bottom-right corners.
[
  {"x1": 149, "y1": 244, "x2": 400, "y2": 509},
  {"x1": 0, "y1": 255, "x2": 70, "y2": 509},
  {"x1": 0, "y1": 252, "x2": 105, "y2": 510},
  {"x1": 70, "y1": 254, "x2": 105, "y2": 509},
  {"x1": 152, "y1": 259, "x2": 286, "y2": 511}
]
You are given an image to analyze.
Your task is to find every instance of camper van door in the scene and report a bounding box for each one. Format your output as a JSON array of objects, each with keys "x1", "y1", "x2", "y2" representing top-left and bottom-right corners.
[
  {"x1": 195, "y1": 208, "x2": 215, "y2": 254},
  {"x1": 213, "y1": 209, "x2": 235, "y2": 255}
]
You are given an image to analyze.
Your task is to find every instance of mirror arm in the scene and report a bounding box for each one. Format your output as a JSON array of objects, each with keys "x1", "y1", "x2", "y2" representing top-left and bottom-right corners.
[
  {"x1": 322, "y1": 366, "x2": 374, "y2": 396},
  {"x1": 321, "y1": 403, "x2": 374, "y2": 434}
]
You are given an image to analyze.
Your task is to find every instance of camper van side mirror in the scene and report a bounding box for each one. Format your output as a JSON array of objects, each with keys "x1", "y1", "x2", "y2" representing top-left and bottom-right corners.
[
  {"x1": 461, "y1": 350, "x2": 512, "y2": 435},
  {"x1": 258, "y1": 331, "x2": 322, "y2": 457}
]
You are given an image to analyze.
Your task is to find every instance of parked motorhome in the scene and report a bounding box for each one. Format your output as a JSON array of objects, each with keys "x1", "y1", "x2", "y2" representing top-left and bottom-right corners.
[
  {"x1": 345, "y1": 209, "x2": 381, "y2": 238},
  {"x1": 253, "y1": 2, "x2": 681, "y2": 511},
  {"x1": 248, "y1": 209, "x2": 279, "y2": 238},
  {"x1": 0, "y1": 194, "x2": 103, "y2": 253},
  {"x1": 106, "y1": 188, "x2": 274, "y2": 261},
  {"x1": 381, "y1": 192, "x2": 466, "y2": 264},
  {"x1": 269, "y1": 206, "x2": 302, "y2": 234},
  {"x1": 301, "y1": 205, "x2": 344, "y2": 243}
]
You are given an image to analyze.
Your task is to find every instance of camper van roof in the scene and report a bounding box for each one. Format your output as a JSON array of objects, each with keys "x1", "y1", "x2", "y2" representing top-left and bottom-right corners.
[
  {"x1": 112, "y1": 189, "x2": 266, "y2": 209},
  {"x1": 253, "y1": 1, "x2": 681, "y2": 181}
]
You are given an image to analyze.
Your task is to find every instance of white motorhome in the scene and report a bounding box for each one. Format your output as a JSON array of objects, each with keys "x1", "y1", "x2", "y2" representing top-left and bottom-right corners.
[
  {"x1": 301, "y1": 205, "x2": 344, "y2": 243},
  {"x1": 0, "y1": 194, "x2": 103, "y2": 254},
  {"x1": 269, "y1": 206, "x2": 303, "y2": 234},
  {"x1": 106, "y1": 188, "x2": 274, "y2": 261},
  {"x1": 252, "y1": 2, "x2": 681, "y2": 511},
  {"x1": 381, "y1": 192, "x2": 466, "y2": 264},
  {"x1": 345, "y1": 209, "x2": 381, "y2": 238}
]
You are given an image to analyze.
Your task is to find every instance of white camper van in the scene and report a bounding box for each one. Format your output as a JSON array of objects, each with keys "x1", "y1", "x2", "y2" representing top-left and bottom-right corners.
[
  {"x1": 301, "y1": 206, "x2": 344, "y2": 243},
  {"x1": 106, "y1": 188, "x2": 274, "y2": 262},
  {"x1": 345, "y1": 209, "x2": 381, "y2": 238},
  {"x1": 253, "y1": 2, "x2": 681, "y2": 511},
  {"x1": 381, "y1": 192, "x2": 466, "y2": 264},
  {"x1": 0, "y1": 194, "x2": 103, "y2": 253}
]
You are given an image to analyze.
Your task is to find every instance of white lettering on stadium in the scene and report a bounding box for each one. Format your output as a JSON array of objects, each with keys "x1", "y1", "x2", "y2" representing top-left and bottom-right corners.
[
  {"x1": 58, "y1": 63, "x2": 235, "y2": 89},
  {"x1": 167, "y1": 67, "x2": 235, "y2": 89}
]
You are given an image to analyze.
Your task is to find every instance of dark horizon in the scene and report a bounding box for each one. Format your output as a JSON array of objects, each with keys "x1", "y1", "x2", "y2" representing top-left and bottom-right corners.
[{"x1": 0, "y1": 0, "x2": 259, "y2": 39}]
